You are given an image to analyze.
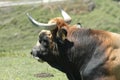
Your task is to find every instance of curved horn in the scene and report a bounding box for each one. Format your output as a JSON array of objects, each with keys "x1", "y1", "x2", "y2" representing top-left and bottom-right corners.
[
  {"x1": 59, "y1": 8, "x2": 72, "y2": 24},
  {"x1": 26, "y1": 13, "x2": 57, "y2": 30}
]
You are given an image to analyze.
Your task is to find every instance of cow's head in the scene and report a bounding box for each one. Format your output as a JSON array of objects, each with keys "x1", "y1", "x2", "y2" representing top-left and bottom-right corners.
[
  {"x1": 30, "y1": 30, "x2": 57, "y2": 62},
  {"x1": 28, "y1": 9, "x2": 75, "y2": 62},
  {"x1": 27, "y1": 8, "x2": 81, "y2": 40}
]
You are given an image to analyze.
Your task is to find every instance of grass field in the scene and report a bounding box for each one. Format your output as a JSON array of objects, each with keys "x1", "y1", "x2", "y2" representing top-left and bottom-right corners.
[
  {"x1": 0, "y1": 56, "x2": 67, "y2": 80},
  {"x1": 0, "y1": 0, "x2": 120, "y2": 80}
]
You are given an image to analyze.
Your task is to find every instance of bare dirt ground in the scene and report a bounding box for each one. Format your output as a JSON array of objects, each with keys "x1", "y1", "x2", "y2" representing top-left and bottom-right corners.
[{"x1": 34, "y1": 72, "x2": 54, "y2": 78}]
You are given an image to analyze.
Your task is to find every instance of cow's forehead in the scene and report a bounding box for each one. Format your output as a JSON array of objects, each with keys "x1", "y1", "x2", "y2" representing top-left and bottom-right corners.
[
  {"x1": 39, "y1": 30, "x2": 52, "y2": 39},
  {"x1": 48, "y1": 17, "x2": 64, "y2": 24},
  {"x1": 39, "y1": 30, "x2": 51, "y2": 35}
]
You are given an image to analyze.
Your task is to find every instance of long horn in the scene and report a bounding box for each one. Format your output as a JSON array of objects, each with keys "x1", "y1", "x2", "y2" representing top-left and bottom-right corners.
[
  {"x1": 59, "y1": 8, "x2": 72, "y2": 24},
  {"x1": 26, "y1": 13, "x2": 57, "y2": 30}
]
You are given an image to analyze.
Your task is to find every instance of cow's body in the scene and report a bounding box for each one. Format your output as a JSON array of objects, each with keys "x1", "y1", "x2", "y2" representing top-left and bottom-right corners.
[
  {"x1": 27, "y1": 9, "x2": 120, "y2": 80},
  {"x1": 31, "y1": 28, "x2": 120, "y2": 80},
  {"x1": 65, "y1": 28, "x2": 120, "y2": 80}
]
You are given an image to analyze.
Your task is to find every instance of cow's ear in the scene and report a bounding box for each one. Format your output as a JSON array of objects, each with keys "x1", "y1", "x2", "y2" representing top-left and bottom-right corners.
[{"x1": 57, "y1": 28, "x2": 67, "y2": 41}]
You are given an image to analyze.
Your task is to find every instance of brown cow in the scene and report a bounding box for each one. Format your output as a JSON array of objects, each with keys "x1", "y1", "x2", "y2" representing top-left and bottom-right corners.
[{"x1": 27, "y1": 9, "x2": 120, "y2": 80}]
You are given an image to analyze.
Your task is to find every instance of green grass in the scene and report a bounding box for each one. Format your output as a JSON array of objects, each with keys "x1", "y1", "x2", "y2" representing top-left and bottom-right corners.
[
  {"x1": 70, "y1": 0, "x2": 120, "y2": 33},
  {"x1": 0, "y1": 4, "x2": 68, "y2": 80},
  {"x1": 0, "y1": 2, "x2": 85, "y2": 53},
  {"x1": 0, "y1": 0, "x2": 120, "y2": 80},
  {"x1": 0, "y1": 56, "x2": 67, "y2": 80},
  {"x1": 0, "y1": 0, "x2": 39, "y2": 1}
]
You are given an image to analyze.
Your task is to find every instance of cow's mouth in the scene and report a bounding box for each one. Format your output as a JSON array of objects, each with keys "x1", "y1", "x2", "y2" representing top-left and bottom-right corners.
[
  {"x1": 30, "y1": 49, "x2": 45, "y2": 63},
  {"x1": 33, "y1": 56, "x2": 44, "y2": 63}
]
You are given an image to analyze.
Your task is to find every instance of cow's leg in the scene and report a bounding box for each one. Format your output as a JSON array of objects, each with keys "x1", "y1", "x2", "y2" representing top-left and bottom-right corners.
[
  {"x1": 66, "y1": 72, "x2": 81, "y2": 80},
  {"x1": 74, "y1": 72, "x2": 81, "y2": 80},
  {"x1": 66, "y1": 73, "x2": 76, "y2": 80}
]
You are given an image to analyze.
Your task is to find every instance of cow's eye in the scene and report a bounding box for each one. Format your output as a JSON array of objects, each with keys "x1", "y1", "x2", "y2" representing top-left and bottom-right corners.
[
  {"x1": 43, "y1": 39, "x2": 48, "y2": 43},
  {"x1": 40, "y1": 38, "x2": 49, "y2": 48}
]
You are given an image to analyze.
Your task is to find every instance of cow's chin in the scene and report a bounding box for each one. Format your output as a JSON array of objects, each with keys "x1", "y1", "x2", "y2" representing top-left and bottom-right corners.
[{"x1": 33, "y1": 56, "x2": 44, "y2": 63}]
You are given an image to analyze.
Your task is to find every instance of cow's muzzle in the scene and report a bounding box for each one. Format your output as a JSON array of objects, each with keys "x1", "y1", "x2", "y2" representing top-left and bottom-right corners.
[{"x1": 30, "y1": 46, "x2": 44, "y2": 62}]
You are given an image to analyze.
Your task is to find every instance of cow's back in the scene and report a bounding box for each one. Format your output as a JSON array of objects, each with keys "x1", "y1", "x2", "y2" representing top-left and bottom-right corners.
[{"x1": 105, "y1": 32, "x2": 120, "y2": 80}]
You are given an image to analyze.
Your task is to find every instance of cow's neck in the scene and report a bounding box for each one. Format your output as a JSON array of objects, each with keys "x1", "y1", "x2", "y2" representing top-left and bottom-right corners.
[{"x1": 65, "y1": 29, "x2": 119, "y2": 69}]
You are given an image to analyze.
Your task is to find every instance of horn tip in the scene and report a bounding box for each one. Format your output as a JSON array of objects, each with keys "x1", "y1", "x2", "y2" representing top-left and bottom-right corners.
[{"x1": 26, "y1": 13, "x2": 30, "y2": 17}]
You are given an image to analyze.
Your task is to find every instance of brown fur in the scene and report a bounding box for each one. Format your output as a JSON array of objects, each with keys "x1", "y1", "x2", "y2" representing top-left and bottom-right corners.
[
  {"x1": 32, "y1": 16, "x2": 120, "y2": 80},
  {"x1": 49, "y1": 17, "x2": 120, "y2": 80},
  {"x1": 48, "y1": 17, "x2": 69, "y2": 30},
  {"x1": 67, "y1": 29, "x2": 120, "y2": 80}
]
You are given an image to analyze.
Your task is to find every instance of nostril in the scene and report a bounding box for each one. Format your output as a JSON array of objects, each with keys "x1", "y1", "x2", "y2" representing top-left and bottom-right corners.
[{"x1": 30, "y1": 51, "x2": 33, "y2": 55}]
